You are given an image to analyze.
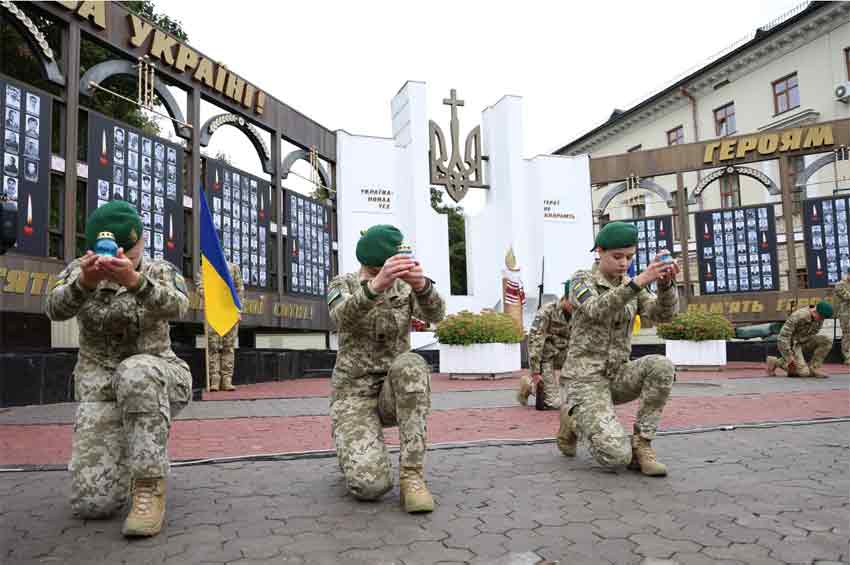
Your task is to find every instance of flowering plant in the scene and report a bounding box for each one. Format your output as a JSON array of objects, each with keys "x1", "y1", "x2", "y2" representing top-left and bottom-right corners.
[
  {"x1": 435, "y1": 310, "x2": 524, "y2": 345},
  {"x1": 656, "y1": 311, "x2": 734, "y2": 341}
]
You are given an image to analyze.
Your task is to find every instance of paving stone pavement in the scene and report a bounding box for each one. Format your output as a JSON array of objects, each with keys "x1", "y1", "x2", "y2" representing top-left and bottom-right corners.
[{"x1": 0, "y1": 422, "x2": 846, "y2": 565}]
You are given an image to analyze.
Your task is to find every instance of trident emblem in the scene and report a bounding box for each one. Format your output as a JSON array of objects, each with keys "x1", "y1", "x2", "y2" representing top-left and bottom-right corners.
[{"x1": 429, "y1": 89, "x2": 488, "y2": 203}]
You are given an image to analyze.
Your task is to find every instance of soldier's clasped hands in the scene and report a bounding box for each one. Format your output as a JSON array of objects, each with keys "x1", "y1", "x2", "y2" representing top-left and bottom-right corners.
[{"x1": 370, "y1": 254, "x2": 427, "y2": 292}]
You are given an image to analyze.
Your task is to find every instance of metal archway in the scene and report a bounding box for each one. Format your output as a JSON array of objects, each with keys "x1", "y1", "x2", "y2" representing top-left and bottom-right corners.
[
  {"x1": 199, "y1": 113, "x2": 273, "y2": 174},
  {"x1": 79, "y1": 60, "x2": 191, "y2": 139},
  {"x1": 281, "y1": 149, "x2": 331, "y2": 188},
  {"x1": 794, "y1": 152, "x2": 839, "y2": 193},
  {"x1": 689, "y1": 165, "x2": 780, "y2": 204},
  {"x1": 1, "y1": 1, "x2": 65, "y2": 85},
  {"x1": 596, "y1": 178, "x2": 673, "y2": 214}
]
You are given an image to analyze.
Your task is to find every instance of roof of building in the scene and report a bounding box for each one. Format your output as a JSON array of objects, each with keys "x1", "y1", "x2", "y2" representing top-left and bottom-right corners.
[{"x1": 553, "y1": 1, "x2": 829, "y2": 156}]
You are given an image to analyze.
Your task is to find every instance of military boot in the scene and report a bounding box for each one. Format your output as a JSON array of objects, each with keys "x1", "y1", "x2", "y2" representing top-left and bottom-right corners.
[
  {"x1": 628, "y1": 435, "x2": 667, "y2": 477},
  {"x1": 399, "y1": 467, "x2": 434, "y2": 513},
  {"x1": 556, "y1": 409, "x2": 577, "y2": 457},
  {"x1": 766, "y1": 356, "x2": 779, "y2": 376},
  {"x1": 122, "y1": 478, "x2": 166, "y2": 537},
  {"x1": 809, "y1": 363, "x2": 829, "y2": 379},
  {"x1": 516, "y1": 374, "x2": 533, "y2": 406},
  {"x1": 221, "y1": 376, "x2": 236, "y2": 391}
]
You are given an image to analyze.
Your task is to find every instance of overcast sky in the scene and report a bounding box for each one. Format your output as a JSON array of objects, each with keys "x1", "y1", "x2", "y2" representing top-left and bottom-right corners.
[{"x1": 163, "y1": 0, "x2": 803, "y2": 161}]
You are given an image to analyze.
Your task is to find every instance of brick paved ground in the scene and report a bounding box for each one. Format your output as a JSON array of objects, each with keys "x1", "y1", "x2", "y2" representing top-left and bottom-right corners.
[{"x1": 1, "y1": 422, "x2": 846, "y2": 564}]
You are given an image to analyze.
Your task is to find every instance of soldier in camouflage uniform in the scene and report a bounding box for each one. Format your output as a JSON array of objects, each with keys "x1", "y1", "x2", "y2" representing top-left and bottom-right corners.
[
  {"x1": 517, "y1": 282, "x2": 572, "y2": 410},
  {"x1": 45, "y1": 201, "x2": 191, "y2": 537},
  {"x1": 327, "y1": 225, "x2": 445, "y2": 513},
  {"x1": 835, "y1": 268, "x2": 850, "y2": 364},
  {"x1": 196, "y1": 261, "x2": 244, "y2": 391},
  {"x1": 767, "y1": 301, "x2": 833, "y2": 378},
  {"x1": 560, "y1": 221, "x2": 679, "y2": 476}
]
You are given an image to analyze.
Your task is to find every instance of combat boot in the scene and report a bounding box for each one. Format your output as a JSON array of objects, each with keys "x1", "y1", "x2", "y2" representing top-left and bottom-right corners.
[
  {"x1": 399, "y1": 467, "x2": 434, "y2": 513},
  {"x1": 556, "y1": 409, "x2": 577, "y2": 457},
  {"x1": 221, "y1": 378, "x2": 236, "y2": 392},
  {"x1": 628, "y1": 435, "x2": 667, "y2": 477},
  {"x1": 122, "y1": 478, "x2": 166, "y2": 537},
  {"x1": 766, "y1": 356, "x2": 778, "y2": 376},
  {"x1": 516, "y1": 374, "x2": 532, "y2": 406}
]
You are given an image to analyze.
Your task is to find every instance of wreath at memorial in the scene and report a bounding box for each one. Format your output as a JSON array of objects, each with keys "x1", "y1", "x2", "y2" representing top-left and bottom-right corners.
[
  {"x1": 656, "y1": 311, "x2": 734, "y2": 341},
  {"x1": 435, "y1": 310, "x2": 524, "y2": 346}
]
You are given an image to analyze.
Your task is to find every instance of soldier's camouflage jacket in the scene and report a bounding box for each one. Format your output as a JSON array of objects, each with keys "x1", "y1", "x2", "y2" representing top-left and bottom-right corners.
[
  {"x1": 45, "y1": 257, "x2": 191, "y2": 401},
  {"x1": 566, "y1": 265, "x2": 678, "y2": 379},
  {"x1": 327, "y1": 273, "x2": 445, "y2": 396},
  {"x1": 778, "y1": 306, "x2": 824, "y2": 358},
  {"x1": 527, "y1": 300, "x2": 572, "y2": 373},
  {"x1": 834, "y1": 280, "x2": 850, "y2": 317}
]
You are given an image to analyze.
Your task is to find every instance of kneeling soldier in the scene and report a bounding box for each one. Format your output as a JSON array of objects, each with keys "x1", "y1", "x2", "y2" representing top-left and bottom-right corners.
[
  {"x1": 327, "y1": 225, "x2": 445, "y2": 512},
  {"x1": 767, "y1": 301, "x2": 833, "y2": 378},
  {"x1": 560, "y1": 221, "x2": 679, "y2": 476},
  {"x1": 518, "y1": 281, "x2": 573, "y2": 410},
  {"x1": 45, "y1": 201, "x2": 191, "y2": 537}
]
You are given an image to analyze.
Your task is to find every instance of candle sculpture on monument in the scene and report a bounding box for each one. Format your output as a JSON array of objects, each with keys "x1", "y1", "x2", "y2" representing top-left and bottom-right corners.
[{"x1": 501, "y1": 246, "x2": 526, "y2": 330}]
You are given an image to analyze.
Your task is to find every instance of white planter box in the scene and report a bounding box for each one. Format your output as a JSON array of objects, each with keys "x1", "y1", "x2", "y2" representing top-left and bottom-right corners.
[
  {"x1": 665, "y1": 340, "x2": 727, "y2": 367},
  {"x1": 439, "y1": 342, "x2": 521, "y2": 375}
]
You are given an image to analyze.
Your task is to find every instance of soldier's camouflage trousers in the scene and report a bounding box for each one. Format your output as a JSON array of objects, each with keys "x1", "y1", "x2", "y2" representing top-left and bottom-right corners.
[
  {"x1": 840, "y1": 315, "x2": 849, "y2": 363},
  {"x1": 540, "y1": 359, "x2": 563, "y2": 409},
  {"x1": 69, "y1": 354, "x2": 190, "y2": 518},
  {"x1": 206, "y1": 322, "x2": 238, "y2": 388},
  {"x1": 564, "y1": 354, "x2": 674, "y2": 469},
  {"x1": 330, "y1": 352, "x2": 431, "y2": 501},
  {"x1": 777, "y1": 335, "x2": 832, "y2": 375}
]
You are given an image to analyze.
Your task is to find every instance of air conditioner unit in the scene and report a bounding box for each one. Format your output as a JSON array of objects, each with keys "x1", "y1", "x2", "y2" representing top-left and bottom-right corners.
[{"x1": 835, "y1": 81, "x2": 850, "y2": 102}]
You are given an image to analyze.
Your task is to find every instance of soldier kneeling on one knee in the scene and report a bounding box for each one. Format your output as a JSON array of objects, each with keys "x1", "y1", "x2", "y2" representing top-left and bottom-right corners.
[
  {"x1": 45, "y1": 201, "x2": 191, "y2": 538},
  {"x1": 558, "y1": 221, "x2": 679, "y2": 476},
  {"x1": 327, "y1": 225, "x2": 445, "y2": 513},
  {"x1": 767, "y1": 301, "x2": 834, "y2": 378}
]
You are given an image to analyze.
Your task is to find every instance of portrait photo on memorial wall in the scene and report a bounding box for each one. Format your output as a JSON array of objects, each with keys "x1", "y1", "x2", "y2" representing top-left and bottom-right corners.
[
  {"x1": 4, "y1": 152, "x2": 19, "y2": 175},
  {"x1": 25, "y1": 93, "x2": 39, "y2": 116},
  {"x1": 142, "y1": 137, "x2": 152, "y2": 156},
  {"x1": 154, "y1": 213, "x2": 164, "y2": 232},
  {"x1": 25, "y1": 115, "x2": 38, "y2": 138},
  {"x1": 141, "y1": 192, "x2": 151, "y2": 211},
  {"x1": 128, "y1": 131, "x2": 139, "y2": 152},
  {"x1": 4, "y1": 176, "x2": 18, "y2": 200},
  {"x1": 4, "y1": 130, "x2": 19, "y2": 153},
  {"x1": 167, "y1": 147, "x2": 176, "y2": 164},
  {"x1": 97, "y1": 179, "x2": 109, "y2": 199},
  {"x1": 155, "y1": 177, "x2": 163, "y2": 195},
  {"x1": 154, "y1": 142, "x2": 164, "y2": 162},
  {"x1": 127, "y1": 150, "x2": 138, "y2": 171},
  {"x1": 154, "y1": 158, "x2": 164, "y2": 178},
  {"x1": 113, "y1": 165, "x2": 124, "y2": 186},
  {"x1": 142, "y1": 174, "x2": 151, "y2": 193},
  {"x1": 128, "y1": 188, "x2": 138, "y2": 205},
  {"x1": 5, "y1": 108, "x2": 19, "y2": 131},
  {"x1": 127, "y1": 169, "x2": 138, "y2": 188},
  {"x1": 114, "y1": 145, "x2": 125, "y2": 165},
  {"x1": 154, "y1": 231, "x2": 163, "y2": 251},
  {"x1": 167, "y1": 181, "x2": 176, "y2": 199},
  {"x1": 24, "y1": 160, "x2": 38, "y2": 183},
  {"x1": 142, "y1": 210, "x2": 151, "y2": 229},
  {"x1": 154, "y1": 195, "x2": 164, "y2": 213},
  {"x1": 113, "y1": 183, "x2": 124, "y2": 199},
  {"x1": 6, "y1": 84, "x2": 21, "y2": 109},
  {"x1": 114, "y1": 127, "x2": 124, "y2": 148},
  {"x1": 142, "y1": 155, "x2": 152, "y2": 175}
]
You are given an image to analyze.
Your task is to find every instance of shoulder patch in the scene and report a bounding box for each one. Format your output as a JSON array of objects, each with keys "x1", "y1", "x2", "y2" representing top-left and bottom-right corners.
[
  {"x1": 327, "y1": 287, "x2": 342, "y2": 307},
  {"x1": 173, "y1": 271, "x2": 188, "y2": 295},
  {"x1": 574, "y1": 283, "x2": 592, "y2": 304}
]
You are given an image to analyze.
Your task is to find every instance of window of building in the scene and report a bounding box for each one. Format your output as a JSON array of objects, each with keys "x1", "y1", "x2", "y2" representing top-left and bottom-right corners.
[
  {"x1": 714, "y1": 103, "x2": 736, "y2": 136},
  {"x1": 790, "y1": 155, "x2": 806, "y2": 214},
  {"x1": 667, "y1": 126, "x2": 684, "y2": 146},
  {"x1": 720, "y1": 174, "x2": 741, "y2": 208},
  {"x1": 631, "y1": 203, "x2": 646, "y2": 219},
  {"x1": 598, "y1": 213, "x2": 610, "y2": 226},
  {"x1": 772, "y1": 73, "x2": 800, "y2": 115},
  {"x1": 797, "y1": 267, "x2": 808, "y2": 290}
]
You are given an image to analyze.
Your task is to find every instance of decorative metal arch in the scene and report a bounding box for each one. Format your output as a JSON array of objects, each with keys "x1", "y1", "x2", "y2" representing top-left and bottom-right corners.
[
  {"x1": 79, "y1": 60, "x2": 191, "y2": 140},
  {"x1": 596, "y1": 178, "x2": 674, "y2": 214},
  {"x1": 281, "y1": 149, "x2": 331, "y2": 188},
  {"x1": 794, "y1": 153, "x2": 837, "y2": 193},
  {"x1": 199, "y1": 113, "x2": 273, "y2": 174},
  {"x1": 1, "y1": 1, "x2": 65, "y2": 85},
  {"x1": 689, "y1": 165, "x2": 780, "y2": 204}
]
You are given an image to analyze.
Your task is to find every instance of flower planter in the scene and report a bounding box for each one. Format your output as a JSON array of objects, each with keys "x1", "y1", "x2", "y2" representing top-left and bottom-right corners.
[
  {"x1": 665, "y1": 339, "x2": 726, "y2": 367},
  {"x1": 439, "y1": 342, "x2": 521, "y2": 379}
]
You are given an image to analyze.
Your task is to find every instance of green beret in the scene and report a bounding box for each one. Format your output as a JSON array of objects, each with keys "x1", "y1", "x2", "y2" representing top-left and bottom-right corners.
[
  {"x1": 593, "y1": 221, "x2": 638, "y2": 251},
  {"x1": 356, "y1": 224, "x2": 404, "y2": 267},
  {"x1": 816, "y1": 301, "x2": 833, "y2": 319},
  {"x1": 85, "y1": 200, "x2": 143, "y2": 252},
  {"x1": 563, "y1": 280, "x2": 571, "y2": 297},
  {"x1": 846, "y1": 266, "x2": 850, "y2": 274}
]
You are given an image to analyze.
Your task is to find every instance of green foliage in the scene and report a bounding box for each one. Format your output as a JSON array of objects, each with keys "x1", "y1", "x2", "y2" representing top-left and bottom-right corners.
[
  {"x1": 431, "y1": 187, "x2": 467, "y2": 295},
  {"x1": 435, "y1": 310, "x2": 523, "y2": 345},
  {"x1": 656, "y1": 311, "x2": 734, "y2": 342}
]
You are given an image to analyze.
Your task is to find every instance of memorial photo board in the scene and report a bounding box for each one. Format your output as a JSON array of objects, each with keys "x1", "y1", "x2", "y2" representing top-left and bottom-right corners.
[
  {"x1": 286, "y1": 190, "x2": 332, "y2": 297},
  {"x1": 802, "y1": 195, "x2": 850, "y2": 288},
  {"x1": 1, "y1": 77, "x2": 51, "y2": 256},
  {"x1": 86, "y1": 113, "x2": 185, "y2": 268},
  {"x1": 630, "y1": 215, "x2": 675, "y2": 275},
  {"x1": 695, "y1": 205, "x2": 779, "y2": 295},
  {"x1": 204, "y1": 159, "x2": 271, "y2": 289}
]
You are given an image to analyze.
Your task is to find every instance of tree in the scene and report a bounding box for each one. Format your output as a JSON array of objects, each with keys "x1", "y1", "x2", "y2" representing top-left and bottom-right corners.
[{"x1": 431, "y1": 187, "x2": 468, "y2": 295}]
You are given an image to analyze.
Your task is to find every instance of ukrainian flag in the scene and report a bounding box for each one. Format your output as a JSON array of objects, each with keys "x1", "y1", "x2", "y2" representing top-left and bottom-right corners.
[{"x1": 199, "y1": 187, "x2": 242, "y2": 336}]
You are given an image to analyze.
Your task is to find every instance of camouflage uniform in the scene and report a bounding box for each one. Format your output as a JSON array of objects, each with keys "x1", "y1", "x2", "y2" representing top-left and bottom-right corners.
[
  {"x1": 835, "y1": 280, "x2": 850, "y2": 364},
  {"x1": 196, "y1": 262, "x2": 244, "y2": 389},
  {"x1": 564, "y1": 266, "x2": 678, "y2": 468},
  {"x1": 45, "y1": 258, "x2": 191, "y2": 518},
  {"x1": 527, "y1": 300, "x2": 572, "y2": 409},
  {"x1": 327, "y1": 272, "x2": 445, "y2": 500},
  {"x1": 776, "y1": 306, "x2": 831, "y2": 376}
]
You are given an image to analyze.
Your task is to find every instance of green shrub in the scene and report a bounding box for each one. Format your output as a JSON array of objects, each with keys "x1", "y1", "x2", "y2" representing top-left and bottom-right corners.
[
  {"x1": 656, "y1": 311, "x2": 734, "y2": 341},
  {"x1": 435, "y1": 310, "x2": 524, "y2": 346}
]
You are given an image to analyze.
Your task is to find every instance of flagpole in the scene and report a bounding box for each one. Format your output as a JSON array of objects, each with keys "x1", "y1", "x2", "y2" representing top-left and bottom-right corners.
[{"x1": 204, "y1": 323, "x2": 211, "y2": 393}]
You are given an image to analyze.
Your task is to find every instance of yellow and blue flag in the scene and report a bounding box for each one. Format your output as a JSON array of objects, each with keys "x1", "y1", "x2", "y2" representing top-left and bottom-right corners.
[{"x1": 199, "y1": 187, "x2": 241, "y2": 336}]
